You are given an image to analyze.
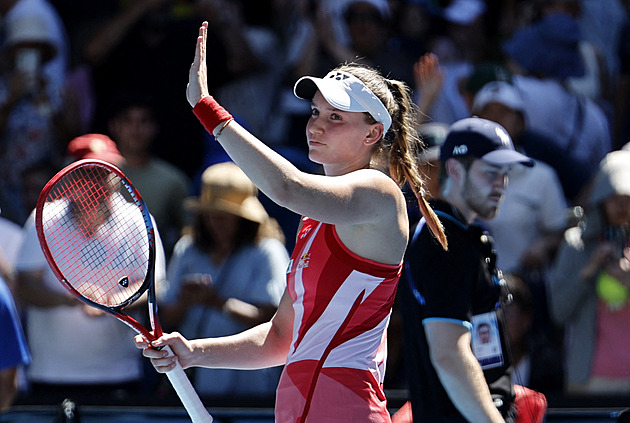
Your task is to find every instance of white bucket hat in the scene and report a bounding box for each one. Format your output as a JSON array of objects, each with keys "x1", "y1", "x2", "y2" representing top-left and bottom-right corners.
[{"x1": 294, "y1": 70, "x2": 392, "y2": 133}]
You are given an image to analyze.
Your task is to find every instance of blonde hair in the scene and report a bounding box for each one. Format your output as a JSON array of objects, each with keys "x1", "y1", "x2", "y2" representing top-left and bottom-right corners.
[{"x1": 337, "y1": 63, "x2": 447, "y2": 250}]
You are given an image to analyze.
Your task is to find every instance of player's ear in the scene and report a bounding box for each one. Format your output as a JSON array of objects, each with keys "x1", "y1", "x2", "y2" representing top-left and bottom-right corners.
[{"x1": 364, "y1": 122, "x2": 384, "y2": 145}]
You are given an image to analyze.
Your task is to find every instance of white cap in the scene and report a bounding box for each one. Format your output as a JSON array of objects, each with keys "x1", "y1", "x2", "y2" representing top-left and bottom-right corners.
[
  {"x1": 472, "y1": 81, "x2": 525, "y2": 115},
  {"x1": 294, "y1": 70, "x2": 392, "y2": 133},
  {"x1": 4, "y1": 15, "x2": 57, "y2": 62}
]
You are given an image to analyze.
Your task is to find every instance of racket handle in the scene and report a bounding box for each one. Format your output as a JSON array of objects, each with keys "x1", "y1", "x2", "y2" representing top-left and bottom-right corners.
[{"x1": 163, "y1": 345, "x2": 213, "y2": 423}]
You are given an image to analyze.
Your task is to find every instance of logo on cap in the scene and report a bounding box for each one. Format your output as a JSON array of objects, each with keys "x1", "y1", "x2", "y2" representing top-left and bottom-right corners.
[
  {"x1": 495, "y1": 127, "x2": 511, "y2": 147},
  {"x1": 453, "y1": 145, "x2": 468, "y2": 156}
]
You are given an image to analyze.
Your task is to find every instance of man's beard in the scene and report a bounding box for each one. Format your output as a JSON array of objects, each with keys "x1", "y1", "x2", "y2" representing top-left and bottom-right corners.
[{"x1": 462, "y1": 176, "x2": 502, "y2": 220}]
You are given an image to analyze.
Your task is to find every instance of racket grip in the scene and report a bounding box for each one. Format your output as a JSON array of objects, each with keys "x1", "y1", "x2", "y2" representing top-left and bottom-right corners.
[{"x1": 163, "y1": 345, "x2": 213, "y2": 423}]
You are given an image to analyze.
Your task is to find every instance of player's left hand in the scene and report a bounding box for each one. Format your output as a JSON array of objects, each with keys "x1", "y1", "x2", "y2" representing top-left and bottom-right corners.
[{"x1": 187, "y1": 21, "x2": 210, "y2": 107}]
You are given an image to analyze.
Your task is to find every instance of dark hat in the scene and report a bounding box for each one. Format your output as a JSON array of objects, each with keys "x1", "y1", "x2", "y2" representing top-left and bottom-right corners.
[
  {"x1": 464, "y1": 62, "x2": 513, "y2": 95},
  {"x1": 67, "y1": 134, "x2": 125, "y2": 166},
  {"x1": 440, "y1": 117, "x2": 534, "y2": 167},
  {"x1": 418, "y1": 122, "x2": 449, "y2": 163},
  {"x1": 502, "y1": 12, "x2": 585, "y2": 79}
]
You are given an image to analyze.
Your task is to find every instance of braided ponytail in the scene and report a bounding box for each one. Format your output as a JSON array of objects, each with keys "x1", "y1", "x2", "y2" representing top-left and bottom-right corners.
[{"x1": 386, "y1": 79, "x2": 447, "y2": 250}]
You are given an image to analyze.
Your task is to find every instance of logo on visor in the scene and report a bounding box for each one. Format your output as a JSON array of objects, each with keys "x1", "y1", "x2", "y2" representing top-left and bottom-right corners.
[{"x1": 327, "y1": 72, "x2": 350, "y2": 81}]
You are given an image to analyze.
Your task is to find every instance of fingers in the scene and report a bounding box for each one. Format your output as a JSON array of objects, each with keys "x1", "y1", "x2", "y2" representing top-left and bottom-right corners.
[
  {"x1": 143, "y1": 347, "x2": 179, "y2": 373},
  {"x1": 187, "y1": 21, "x2": 209, "y2": 107},
  {"x1": 134, "y1": 333, "x2": 180, "y2": 373}
]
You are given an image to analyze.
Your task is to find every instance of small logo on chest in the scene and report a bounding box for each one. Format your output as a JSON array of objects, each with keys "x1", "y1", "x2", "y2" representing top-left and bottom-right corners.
[
  {"x1": 299, "y1": 227, "x2": 312, "y2": 239},
  {"x1": 298, "y1": 253, "x2": 311, "y2": 269}
]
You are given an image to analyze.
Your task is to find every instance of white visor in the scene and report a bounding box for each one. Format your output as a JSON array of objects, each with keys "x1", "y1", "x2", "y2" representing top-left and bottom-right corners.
[{"x1": 294, "y1": 70, "x2": 392, "y2": 133}]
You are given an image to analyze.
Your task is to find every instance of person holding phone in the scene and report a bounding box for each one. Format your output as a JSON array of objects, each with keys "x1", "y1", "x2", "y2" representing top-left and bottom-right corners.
[{"x1": 549, "y1": 150, "x2": 630, "y2": 394}]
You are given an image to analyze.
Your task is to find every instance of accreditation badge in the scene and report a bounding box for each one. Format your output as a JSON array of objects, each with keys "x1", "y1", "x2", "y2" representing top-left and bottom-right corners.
[{"x1": 471, "y1": 311, "x2": 504, "y2": 369}]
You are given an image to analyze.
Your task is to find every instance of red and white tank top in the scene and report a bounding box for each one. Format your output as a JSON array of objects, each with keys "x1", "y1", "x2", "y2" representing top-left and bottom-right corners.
[{"x1": 275, "y1": 218, "x2": 402, "y2": 422}]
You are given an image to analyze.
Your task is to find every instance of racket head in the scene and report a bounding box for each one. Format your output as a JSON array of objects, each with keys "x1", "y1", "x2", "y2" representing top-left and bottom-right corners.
[{"x1": 35, "y1": 159, "x2": 158, "y2": 337}]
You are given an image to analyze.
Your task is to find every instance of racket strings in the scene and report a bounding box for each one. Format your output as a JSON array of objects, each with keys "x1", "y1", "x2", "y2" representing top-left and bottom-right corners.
[{"x1": 41, "y1": 165, "x2": 150, "y2": 307}]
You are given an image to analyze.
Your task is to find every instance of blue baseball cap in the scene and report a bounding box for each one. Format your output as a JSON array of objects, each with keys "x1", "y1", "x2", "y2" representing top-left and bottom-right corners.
[{"x1": 439, "y1": 117, "x2": 534, "y2": 167}]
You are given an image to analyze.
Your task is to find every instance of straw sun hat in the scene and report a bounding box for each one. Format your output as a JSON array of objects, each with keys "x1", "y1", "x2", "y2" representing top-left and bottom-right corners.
[{"x1": 185, "y1": 162, "x2": 269, "y2": 224}]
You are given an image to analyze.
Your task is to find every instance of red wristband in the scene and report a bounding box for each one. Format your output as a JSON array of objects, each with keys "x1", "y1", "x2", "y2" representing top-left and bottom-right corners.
[{"x1": 192, "y1": 96, "x2": 233, "y2": 135}]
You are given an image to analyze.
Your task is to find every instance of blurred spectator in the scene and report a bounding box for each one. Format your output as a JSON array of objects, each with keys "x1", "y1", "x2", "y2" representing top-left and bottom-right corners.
[
  {"x1": 426, "y1": 0, "x2": 489, "y2": 64},
  {"x1": 160, "y1": 162, "x2": 288, "y2": 400},
  {"x1": 0, "y1": 214, "x2": 23, "y2": 289},
  {"x1": 549, "y1": 150, "x2": 630, "y2": 394},
  {"x1": 615, "y1": 0, "x2": 630, "y2": 150},
  {"x1": 106, "y1": 95, "x2": 191, "y2": 259},
  {"x1": 0, "y1": 1, "x2": 70, "y2": 225},
  {"x1": 388, "y1": 0, "x2": 430, "y2": 63},
  {"x1": 413, "y1": 52, "x2": 445, "y2": 124},
  {"x1": 315, "y1": 0, "x2": 390, "y2": 52},
  {"x1": 413, "y1": 57, "x2": 510, "y2": 128},
  {"x1": 472, "y1": 80, "x2": 590, "y2": 203},
  {"x1": 0, "y1": 275, "x2": 30, "y2": 412},
  {"x1": 503, "y1": 0, "x2": 608, "y2": 101},
  {"x1": 14, "y1": 134, "x2": 167, "y2": 405},
  {"x1": 502, "y1": 4, "x2": 613, "y2": 183},
  {"x1": 411, "y1": 0, "x2": 489, "y2": 125},
  {"x1": 473, "y1": 81, "x2": 569, "y2": 276},
  {"x1": 345, "y1": 0, "x2": 412, "y2": 84},
  {"x1": 576, "y1": 0, "x2": 626, "y2": 100},
  {"x1": 503, "y1": 273, "x2": 536, "y2": 388},
  {"x1": 83, "y1": 1, "x2": 207, "y2": 178},
  {"x1": 269, "y1": 0, "x2": 319, "y2": 152},
  {"x1": 0, "y1": 0, "x2": 70, "y2": 95},
  {"x1": 209, "y1": 0, "x2": 285, "y2": 147},
  {"x1": 458, "y1": 61, "x2": 513, "y2": 115},
  {"x1": 503, "y1": 273, "x2": 564, "y2": 394},
  {"x1": 472, "y1": 83, "x2": 572, "y2": 380},
  {"x1": 20, "y1": 160, "x2": 59, "y2": 221}
]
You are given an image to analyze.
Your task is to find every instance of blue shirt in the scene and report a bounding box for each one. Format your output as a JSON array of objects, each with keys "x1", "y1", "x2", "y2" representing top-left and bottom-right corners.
[
  {"x1": 0, "y1": 277, "x2": 31, "y2": 370},
  {"x1": 164, "y1": 235, "x2": 289, "y2": 396}
]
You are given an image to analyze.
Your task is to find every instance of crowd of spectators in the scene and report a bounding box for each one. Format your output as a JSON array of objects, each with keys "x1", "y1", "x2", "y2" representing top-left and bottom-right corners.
[{"x1": 1, "y1": 0, "x2": 630, "y2": 413}]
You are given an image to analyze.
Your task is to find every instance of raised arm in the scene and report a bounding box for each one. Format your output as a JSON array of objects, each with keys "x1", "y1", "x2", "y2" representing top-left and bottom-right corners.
[{"x1": 186, "y1": 22, "x2": 405, "y2": 229}]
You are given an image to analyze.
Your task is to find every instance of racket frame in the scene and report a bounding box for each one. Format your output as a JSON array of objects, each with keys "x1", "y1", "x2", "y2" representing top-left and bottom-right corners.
[{"x1": 35, "y1": 159, "x2": 160, "y2": 341}]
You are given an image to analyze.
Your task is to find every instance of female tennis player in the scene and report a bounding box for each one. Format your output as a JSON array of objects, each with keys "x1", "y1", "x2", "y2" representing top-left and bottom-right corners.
[{"x1": 136, "y1": 21, "x2": 446, "y2": 422}]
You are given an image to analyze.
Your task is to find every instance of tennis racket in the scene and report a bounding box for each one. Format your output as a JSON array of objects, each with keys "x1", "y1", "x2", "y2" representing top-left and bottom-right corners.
[{"x1": 35, "y1": 159, "x2": 212, "y2": 423}]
